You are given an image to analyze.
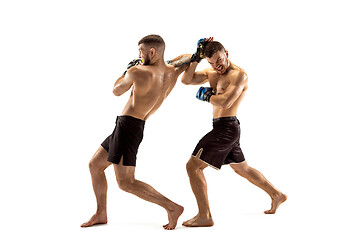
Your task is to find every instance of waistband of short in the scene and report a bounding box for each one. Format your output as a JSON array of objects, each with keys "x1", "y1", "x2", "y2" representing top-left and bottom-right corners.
[
  {"x1": 213, "y1": 116, "x2": 239, "y2": 123},
  {"x1": 117, "y1": 115, "x2": 146, "y2": 125}
]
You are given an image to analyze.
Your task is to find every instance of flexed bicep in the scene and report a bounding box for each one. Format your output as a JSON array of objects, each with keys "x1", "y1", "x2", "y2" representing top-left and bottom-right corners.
[
  {"x1": 113, "y1": 59, "x2": 143, "y2": 96},
  {"x1": 113, "y1": 71, "x2": 134, "y2": 96},
  {"x1": 181, "y1": 67, "x2": 209, "y2": 85}
]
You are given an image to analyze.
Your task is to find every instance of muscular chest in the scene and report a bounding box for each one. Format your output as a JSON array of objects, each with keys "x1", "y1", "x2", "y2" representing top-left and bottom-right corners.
[{"x1": 210, "y1": 76, "x2": 230, "y2": 95}]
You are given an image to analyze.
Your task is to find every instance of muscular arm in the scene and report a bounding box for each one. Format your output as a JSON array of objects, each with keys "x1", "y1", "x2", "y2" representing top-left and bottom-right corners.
[
  {"x1": 210, "y1": 73, "x2": 247, "y2": 109},
  {"x1": 167, "y1": 54, "x2": 191, "y2": 68},
  {"x1": 112, "y1": 70, "x2": 134, "y2": 96},
  {"x1": 167, "y1": 54, "x2": 192, "y2": 76},
  {"x1": 181, "y1": 62, "x2": 209, "y2": 85}
]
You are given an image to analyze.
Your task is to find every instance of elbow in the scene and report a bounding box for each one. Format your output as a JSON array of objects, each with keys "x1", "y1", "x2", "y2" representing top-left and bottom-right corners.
[
  {"x1": 181, "y1": 76, "x2": 191, "y2": 85},
  {"x1": 112, "y1": 88, "x2": 121, "y2": 96}
]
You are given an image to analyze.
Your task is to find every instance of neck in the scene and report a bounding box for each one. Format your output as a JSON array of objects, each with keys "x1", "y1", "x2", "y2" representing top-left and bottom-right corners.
[
  {"x1": 227, "y1": 59, "x2": 231, "y2": 69},
  {"x1": 222, "y1": 59, "x2": 232, "y2": 74},
  {"x1": 151, "y1": 56, "x2": 165, "y2": 66}
]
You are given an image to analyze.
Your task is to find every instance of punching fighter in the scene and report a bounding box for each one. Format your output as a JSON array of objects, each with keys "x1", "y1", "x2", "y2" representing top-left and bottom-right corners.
[
  {"x1": 81, "y1": 34, "x2": 190, "y2": 230},
  {"x1": 181, "y1": 38, "x2": 287, "y2": 227}
]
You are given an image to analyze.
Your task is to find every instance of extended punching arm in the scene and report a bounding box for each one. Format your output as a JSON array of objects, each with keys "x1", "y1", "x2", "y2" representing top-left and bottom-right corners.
[{"x1": 166, "y1": 54, "x2": 192, "y2": 71}]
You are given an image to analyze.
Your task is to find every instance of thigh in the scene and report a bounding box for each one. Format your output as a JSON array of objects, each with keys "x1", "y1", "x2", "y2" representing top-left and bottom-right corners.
[
  {"x1": 89, "y1": 145, "x2": 111, "y2": 171},
  {"x1": 113, "y1": 157, "x2": 136, "y2": 183}
]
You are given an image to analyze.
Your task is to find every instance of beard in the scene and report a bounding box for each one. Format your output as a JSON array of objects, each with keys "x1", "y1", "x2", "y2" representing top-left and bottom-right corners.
[{"x1": 143, "y1": 55, "x2": 151, "y2": 65}]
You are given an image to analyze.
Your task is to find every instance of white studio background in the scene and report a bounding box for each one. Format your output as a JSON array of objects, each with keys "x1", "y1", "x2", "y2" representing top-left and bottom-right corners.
[{"x1": 1, "y1": 0, "x2": 359, "y2": 239}]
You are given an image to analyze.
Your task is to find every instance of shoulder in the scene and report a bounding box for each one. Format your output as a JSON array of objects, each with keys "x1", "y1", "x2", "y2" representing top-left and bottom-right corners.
[
  {"x1": 231, "y1": 65, "x2": 248, "y2": 85},
  {"x1": 127, "y1": 66, "x2": 152, "y2": 80},
  {"x1": 125, "y1": 66, "x2": 153, "y2": 86}
]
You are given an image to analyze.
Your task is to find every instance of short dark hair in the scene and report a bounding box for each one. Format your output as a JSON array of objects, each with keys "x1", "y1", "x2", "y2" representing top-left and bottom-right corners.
[
  {"x1": 138, "y1": 34, "x2": 165, "y2": 48},
  {"x1": 204, "y1": 41, "x2": 225, "y2": 58}
]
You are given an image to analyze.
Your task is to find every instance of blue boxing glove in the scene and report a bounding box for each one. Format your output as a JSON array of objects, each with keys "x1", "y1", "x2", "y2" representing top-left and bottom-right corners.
[{"x1": 196, "y1": 87, "x2": 214, "y2": 102}]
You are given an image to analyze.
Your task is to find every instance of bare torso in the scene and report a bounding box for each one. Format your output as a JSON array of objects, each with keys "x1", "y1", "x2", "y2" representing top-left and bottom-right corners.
[
  {"x1": 122, "y1": 63, "x2": 179, "y2": 121},
  {"x1": 206, "y1": 62, "x2": 248, "y2": 118}
]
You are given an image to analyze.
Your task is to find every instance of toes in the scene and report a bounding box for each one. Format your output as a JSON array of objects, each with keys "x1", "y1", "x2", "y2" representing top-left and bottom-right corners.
[
  {"x1": 264, "y1": 210, "x2": 275, "y2": 214},
  {"x1": 81, "y1": 222, "x2": 90, "y2": 227},
  {"x1": 163, "y1": 224, "x2": 175, "y2": 230},
  {"x1": 182, "y1": 219, "x2": 193, "y2": 226},
  {"x1": 182, "y1": 222, "x2": 193, "y2": 227}
]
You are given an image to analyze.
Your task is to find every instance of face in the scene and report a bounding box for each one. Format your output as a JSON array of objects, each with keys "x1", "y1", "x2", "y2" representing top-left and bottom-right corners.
[
  {"x1": 138, "y1": 44, "x2": 154, "y2": 65},
  {"x1": 206, "y1": 50, "x2": 229, "y2": 75}
]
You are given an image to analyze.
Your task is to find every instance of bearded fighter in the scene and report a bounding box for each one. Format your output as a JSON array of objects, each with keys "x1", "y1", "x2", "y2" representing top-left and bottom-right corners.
[{"x1": 81, "y1": 34, "x2": 190, "y2": 230}]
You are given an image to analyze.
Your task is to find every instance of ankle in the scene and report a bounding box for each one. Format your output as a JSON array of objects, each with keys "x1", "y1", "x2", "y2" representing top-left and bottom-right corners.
[
  {"x1": 167, "y1": 202, "x2": 180, "y2": 212},
  {"x1": 96, "y1": 209, "x2": 107, "y2": 216},
  {"x1": 270, "y1": 191, "x2": 283, "y2": 199},
  {"x1": 199, "y1": 211, "x2": 212, "y2": 219}
]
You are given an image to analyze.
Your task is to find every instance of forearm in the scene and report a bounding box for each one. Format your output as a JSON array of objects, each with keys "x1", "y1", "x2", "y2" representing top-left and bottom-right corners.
[
  {"x1": 210, "y1": 84, "x2": 245, "y2": 108},
  {"x1": 167, "y1": 54, "x2": 191, "y2": 66},
  {"x1": 210, "y1": 93, "x2": 236, "y2": 109},
  {"x1": 167, "y1": 54, "x2": 192, "y2": 77},
  {"x1": 181, "y1": 61, "x2": 199, "y2": 85}
]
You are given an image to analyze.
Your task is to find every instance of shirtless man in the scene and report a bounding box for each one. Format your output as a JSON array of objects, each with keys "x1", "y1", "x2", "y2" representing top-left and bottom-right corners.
[
  {"x1": 181, "y1": 38, "x2": 287, "y2": 227},
  {"x1": 81, "y1": 34, "x2": 189, "y2": 230}
]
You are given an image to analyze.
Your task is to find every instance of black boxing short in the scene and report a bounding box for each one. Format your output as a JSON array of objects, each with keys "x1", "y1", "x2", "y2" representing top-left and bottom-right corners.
[
  {"x1": 192, "y1": 116, "x2": 245, "y2": 170},
  {"x1": 101, "y1": 115, "x2": 145, "y2": 166}
]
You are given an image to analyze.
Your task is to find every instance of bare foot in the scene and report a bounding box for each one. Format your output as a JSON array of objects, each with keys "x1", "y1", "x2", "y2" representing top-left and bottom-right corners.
[
  {"x1": 163, "y1": 204, "x2": 184, "y2": 230},
  {"x1": 81, "y1": 212, "x2": 108, "y2": 227},
  {"x1": 264, "y1": 193, "x2": 287, "y2": 214},
  {"x1": 182, "y1": 214, "x2": 214, "y2": 227}
]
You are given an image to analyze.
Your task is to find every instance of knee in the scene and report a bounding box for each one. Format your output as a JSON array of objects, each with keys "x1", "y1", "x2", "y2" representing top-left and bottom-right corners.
[
  {"x1": 186, "y1": 159, "x2": 196, "y2": 174},
  {"x1": 117, "y1": 178, "x2": 135, "y2": 193},
  {"x1": 232, "y1": 164, "x2": 249, "y2": 177},
  {"x1": 89, "y1": 160, "x2": 101, "y2": 175},
  {"x1": 186, "y1": 158, "x2": 202, "y2": 175}
]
